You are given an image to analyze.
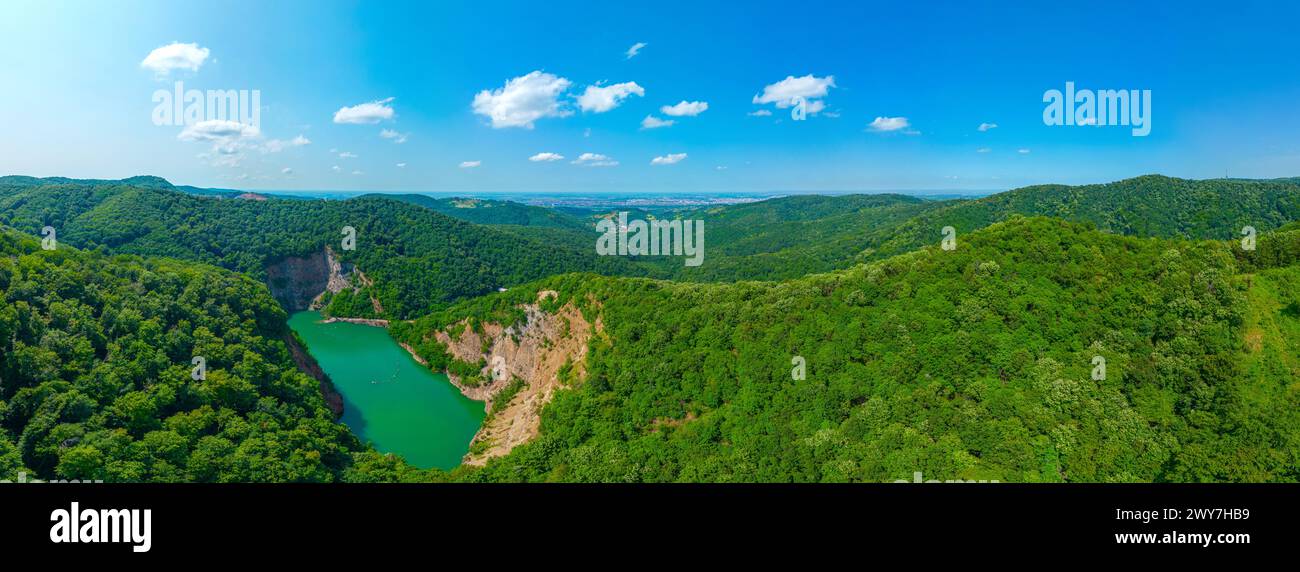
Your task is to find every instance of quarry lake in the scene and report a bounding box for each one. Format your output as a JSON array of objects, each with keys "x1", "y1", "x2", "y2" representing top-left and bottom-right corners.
[{"x1": 287, "y1": 311, "x2": 484, "y2": 470}]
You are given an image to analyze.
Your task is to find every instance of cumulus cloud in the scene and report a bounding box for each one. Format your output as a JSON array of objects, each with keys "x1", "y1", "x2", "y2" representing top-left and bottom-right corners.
[
  {"x1": 753, "y1": 74, "x2": 835, "y2": 113},
  {"x1": 177, "y1": 119, "x2": 259, "y2": 142},
  {"x1": 661, "y1": 100, "x2": 708, "y2": 117},
  {"x1": 396, "y1": 162, "x2": 407, "y2": 168},
  {"x1": 626, "y1": 42, "x2": 648, "y2": 59},
  {"x1": 460, "y1": 160, "x2": 481, "y2": 168},
  {"x1": 141, "y1": 42, "x2": 210, "y2": 76},
  {"x1": 332, "y1": 165, "x2": 341, "y2": 172},
  {"x1": 650, "y1": 153, "x2": 687, "y2": 165},
  {"x1": 351, "y1": 170, "x2": 364, "y2": 175},
  {"x1": 978, "y1": 122, "x2": 998, "y2": 132},
  {"x1": 1018, "y1": 148, "x2": 1031, "y2": 154},
  {"x1": 333, "y1": 97, "x2": 396, "y2": 124},
  {"x1": 529, "y1": 152, "x2": 565, "y2": 162},
  {"x1": 380, "y1": 128, "x2": 408, "y2": 143},
  {"x1": 867, "y1": 116, "x2": 914, "y2": 133},
  {"x1": 641, "y1": 115, "x2": 675, "y2": 129},
  {"x1": 472, "y1": 71, "x2": 572, "y2": 129},
  {"x1": 338, "y1": 151, "x2": 357, "y2": 159},
  {"x1": 748, "y1": 109, "x2": 773, "y2": 117},
  {"x1": 977, "y1": 147, "x2": 992, "y2": 153},
  {"x1": 281, "y1": 167, "x2": 293, "y2": 174},
  {"x1": 577, "y1": 81, "x2": 645, "y2": 113},
  {"x1": 261, "y1": 134, "x2": 311, "y2": 153},
  {"x1": 572, "y1": 153, "x2": 618, "y2": 167}
]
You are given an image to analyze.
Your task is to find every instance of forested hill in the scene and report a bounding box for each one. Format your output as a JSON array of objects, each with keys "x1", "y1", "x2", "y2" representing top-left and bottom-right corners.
[
  {"x1": 865, "y1": 175, "x2": 1300, "y2": 260},
  {"x1": 0, "y1": 226, "x2": 424, "y2": 482},
  {"x1": 0, "y1": 178, "x2": 643, "y2": 318},
  {"x1": 369, "y1": 194, "x2": 590, "y2": 231},
  {"x1": 398, "y1": 217, "x2": 1300, "y2": 482},
  {"x1": 609, "y1": 175, "x2": 1300, "y2": 283},
  {"x1": 6, "y1": 175, "x2": 1295, "y2": 310}
]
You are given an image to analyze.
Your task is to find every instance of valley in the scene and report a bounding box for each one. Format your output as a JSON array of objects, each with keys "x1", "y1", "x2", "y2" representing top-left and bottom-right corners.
[{"x1": 2, "y1": 174, "x2": 1299, "y2": 482}]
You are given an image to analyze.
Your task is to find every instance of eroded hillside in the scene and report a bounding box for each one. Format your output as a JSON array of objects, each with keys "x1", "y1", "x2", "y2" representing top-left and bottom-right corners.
[{"x1": 394, "y1": 290, "x2": 602, "y2": 465}]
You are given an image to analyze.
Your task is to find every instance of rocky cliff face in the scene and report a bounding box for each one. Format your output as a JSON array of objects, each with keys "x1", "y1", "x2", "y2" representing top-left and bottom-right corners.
[
  {"x1": 283, "y1": 332, "x2": 344, "y2": 419},
  {"x1": 430, "y1": 291, "x2": 601, "y2": 466},
  {"x1": 265, "y1": 247, "x2": 354, "y2": 418},
  {"x1": 264, "y1": 247, "x2": 354, "y2": 311}
]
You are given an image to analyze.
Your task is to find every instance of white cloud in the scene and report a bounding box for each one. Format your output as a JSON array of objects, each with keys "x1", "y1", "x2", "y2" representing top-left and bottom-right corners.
[
  {"x1": 141, "y1": 42, "x2": 210, "y2": 77},
  {"x1": 748, "y1": 109, "x2": 773, "y2": 117},
  {"x1": 177, "y1": 119, "x2": 259, "y2": 142},
  {"x1": 281, "y1": 167, "x2": 293, "y2": 174},
  {"x1": 351, "y1": 170, "x2": 364, "y2": 175},
  {"x1": 867, "y1": 116, "x2": 912, "y2": 132},
  {"x1": 641, "y1": 115, "x2": 675, "y2": 129},
  {"x1": 650, "y1": 153, "x2": 687, "y2": 166},
  {"x1": 577, "y1": 81, "x2": 644, "y2": 113},
  {"x1": 472, "y1": 71, "x2": 572, "y2": 129},
  {"x1": 626, "y1": 42, "x2": 648, "y2": 59},
  {"x1": 572, "y1": 153, "x2": 618, "y2": 167},
  {"x1": 661, "y1": 100, "x2": 708, "y2": 117},
  {"x1": 333, "y1": 97, "x2": 395, "y2": 124},
  {"x1": 1018, "y1": 148, "x2": 1031, "y2": 154},
  {"x1": 380, "y1": 128, "x2": 408, "y2": 143},
  {"x1": 977, "y1": 147, "x2": 992, "y2": 153},
  {"x1": 753, "y1": 74, "x2": 835, "y2": 112},
  {"x1": 529, "y1": 152, "x2": 565, "y2": 162},
  {"x1": 262, "y1": 135, "x2": 311, "y2": 153},
  {"x1": 338, "y1": 151, "x2": 357, "y2": 159},
  {"x1": 396, "y1": 162, "x2": 407, "y2": 168},
  {"x1": 978, "y1": 122, "x2": 998, "y2": 132},
  {"x1": 460, "y1": 160, "x2": 481, "y2": 168},
  {"x1": 332, "y1": 165, "x2": 341, "y2": 172}
]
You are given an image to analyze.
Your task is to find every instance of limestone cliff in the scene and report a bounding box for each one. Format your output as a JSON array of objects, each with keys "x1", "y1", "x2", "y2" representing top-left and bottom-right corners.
[
  {"x1": 422, "y1": 291, "x2": 601, "y2": 466},
  {"x1": 264, "y1": 247, "x2": 354, "y2": 311},
  {"x1": 283, "y1": 332, "x2": 344, "y2": 419}
]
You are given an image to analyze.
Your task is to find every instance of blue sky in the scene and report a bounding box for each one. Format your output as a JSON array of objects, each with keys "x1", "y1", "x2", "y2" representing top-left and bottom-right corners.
[{"x1": 2, "y1": 0, "x2": 1299, "y2": 193}]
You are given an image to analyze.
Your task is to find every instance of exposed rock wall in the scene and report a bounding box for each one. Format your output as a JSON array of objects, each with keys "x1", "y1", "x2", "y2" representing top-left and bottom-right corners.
[
  {"x1": 283, "y1": 332, "x2": 344, "y2": 419},
  {"x1": 266, "y1": 246, "x2": 355, "y2": 416},
  {"x1": 427, "y1": 291, "x2": 600, "y2": 466},
  {"x1": 265, "y1": 247, "x2": 355, "y2": 311}
]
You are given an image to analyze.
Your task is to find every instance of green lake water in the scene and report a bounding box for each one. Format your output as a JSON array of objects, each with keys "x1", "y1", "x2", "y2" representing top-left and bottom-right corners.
[{"x1": 287, "y1": 311, "x2": 484, "y2": 470}]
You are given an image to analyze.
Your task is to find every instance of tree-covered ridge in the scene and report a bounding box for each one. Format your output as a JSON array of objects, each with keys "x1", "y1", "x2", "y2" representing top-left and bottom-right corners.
[
  {"x1": 0, "y1": 226, "x2": 437, "y2": 482},
  {"x1": 0, "y1": 180, "x2": 643, "y2": 318},
  {"x1": 400, "y1": 217, "x2": 1300, "y2": 482},
  {"x1": 865, "y1": 175, "x2": 1300, "y2": 260},
  {"x1": 638, "y1": 175, "x2": 1300, "y2": 283},
  {"x1": 371, "y1": 194, "x2": 591, "y2": 231}
]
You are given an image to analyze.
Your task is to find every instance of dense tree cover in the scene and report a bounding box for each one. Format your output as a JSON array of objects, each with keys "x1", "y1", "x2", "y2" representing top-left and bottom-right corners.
[
  {"x1": 373, "y1": 194, "x2": 591, "y2": 231},
  {"x1": 389, "y1": 176, "x2": 1300, "y2": 285},
  {"x1": 863, "y1": 175, "x2": 1300, "y2": 261},
  {"x1": 0, "y1": 227, "x2": 431, "y2": 482},
  {"x1": 398, "y1": 217, "x2": 1300, "y2": 482},
  {"x1": 625, "y1": 175, "x2": 1300, "y2": 283},
  {"x1": 0, "y1": 179, "x2": 643, "y2": 318}
]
